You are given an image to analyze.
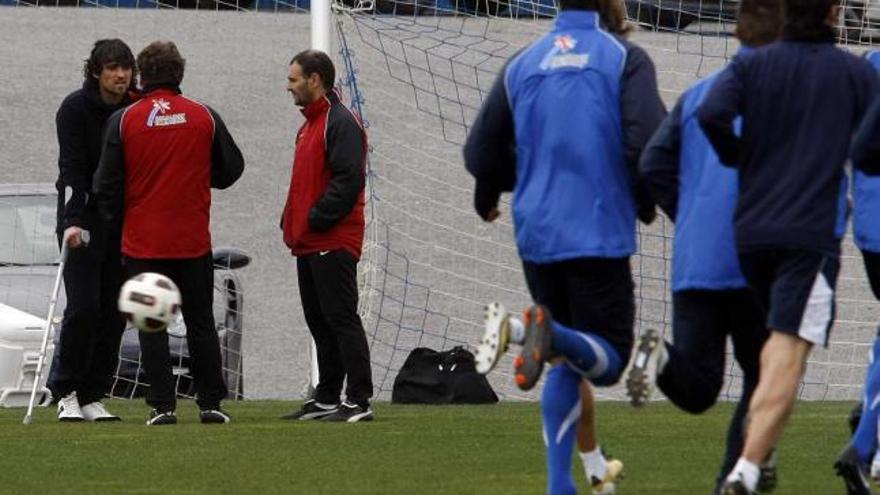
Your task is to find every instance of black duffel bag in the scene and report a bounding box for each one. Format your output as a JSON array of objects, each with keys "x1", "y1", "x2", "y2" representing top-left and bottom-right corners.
[{"x1": 391, "y1": 346, "x2": 499, "y2": 404}]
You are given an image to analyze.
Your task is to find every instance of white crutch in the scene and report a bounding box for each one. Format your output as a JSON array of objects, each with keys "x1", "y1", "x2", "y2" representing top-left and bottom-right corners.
[{"x1": 22, "y1": 230, "x2": 87, "y2": 424}]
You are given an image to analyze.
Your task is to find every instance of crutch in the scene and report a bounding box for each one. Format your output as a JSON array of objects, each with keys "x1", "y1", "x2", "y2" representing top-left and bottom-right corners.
[{"x1": 22, "y1": 230, "x2": 87, "y2": 424}]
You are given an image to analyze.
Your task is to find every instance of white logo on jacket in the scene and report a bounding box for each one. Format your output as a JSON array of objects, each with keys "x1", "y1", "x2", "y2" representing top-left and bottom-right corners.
[
  {"x1": 146, "y1": 98, "x2": 187, "y2": 128},
  {"x1": 539, "y1": 34, "x2": 590, "y2": 71}
]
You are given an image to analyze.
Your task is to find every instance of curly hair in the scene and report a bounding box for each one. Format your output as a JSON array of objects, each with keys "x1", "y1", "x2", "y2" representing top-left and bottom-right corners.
[
  {"x1": 137, "y1": 41, "x2": 186, "y2": 87},
  {"x1": 82, "y1": 39, "x2": 135, "y2": 80}
]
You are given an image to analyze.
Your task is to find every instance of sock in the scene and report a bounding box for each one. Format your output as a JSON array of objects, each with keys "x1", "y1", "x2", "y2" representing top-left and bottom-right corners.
[
  {"x1": 580, "y1": 446, "x2": 606, "y2": 482},
  {"x1": 509, "y1": 316, "x2": 525, "y2": 344},
  {"x1": 854, "y1": 336, "x2": 880, "y2": 462},
  {"x1": 549, "y1": 321, "x2": 622, "y2": 386},
  {"x1": 542, "y1": 365, "x2": 581, "y2": 495},
  {"x1": 727, "y1": 457, "x2": 760, "y2": 491}
]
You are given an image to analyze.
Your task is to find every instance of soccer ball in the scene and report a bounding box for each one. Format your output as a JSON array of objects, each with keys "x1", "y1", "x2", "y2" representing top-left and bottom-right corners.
[{"x1": 118, "y1": 272, "x2": 181, "y2": 333}]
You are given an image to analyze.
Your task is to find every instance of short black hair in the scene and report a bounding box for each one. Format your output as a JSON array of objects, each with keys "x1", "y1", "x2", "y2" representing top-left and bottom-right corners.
[
  {"x1": 83, "y1": 39, "x2": 135, "y2": 80},
  {"x1": 138, "y1": 41, "x2": 186, "y2": 87},
  {"x1": 784, "y1": 0, "x2": 838, "y2": 38},
  {"x1": 557, "y1": 0, "x2": 598, "y2": 11},
  {"x1": 737, "y1": 0, "x2": 783, "y2": 46},
  {"x1": 290, "y1": 49, "x2": 335, "y2": 91}
]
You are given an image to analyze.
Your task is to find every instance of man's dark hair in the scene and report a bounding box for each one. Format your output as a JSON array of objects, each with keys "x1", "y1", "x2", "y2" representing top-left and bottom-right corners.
[
  {"x1": 737, "y1": 0, "x2": 783, "y2": 46},
  {"x1": 290, "y1": 50, "x2": 335, "y2": 92},
  {"x1": 557, "y1": 0, "x2": 598, "y2": 11},
  {"x1": 137, "y1": 41, "x2": 186, "y2": 87},
  {"x1": 83, "y1": 39, "x2": 135, "y2": 80},
  {"x1": 784, "y1": 0, "x2": 838, "y2": 39}
]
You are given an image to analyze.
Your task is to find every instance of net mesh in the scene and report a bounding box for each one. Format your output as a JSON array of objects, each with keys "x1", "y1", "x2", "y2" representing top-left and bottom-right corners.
[{"x1": 0, "y1": 0, "x2": 878, "y2": 402}]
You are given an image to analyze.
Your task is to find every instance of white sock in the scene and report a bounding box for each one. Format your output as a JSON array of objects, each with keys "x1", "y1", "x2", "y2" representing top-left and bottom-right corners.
[
  {"x1": 727, "y1": 457, "x2": 760, "y2": 491},
  {"x1": 580, "y1": 446, "x2": 607, "y2": 481},
  {"x1": 509, "y1": 316, "x2": 526, "y2": 344}
]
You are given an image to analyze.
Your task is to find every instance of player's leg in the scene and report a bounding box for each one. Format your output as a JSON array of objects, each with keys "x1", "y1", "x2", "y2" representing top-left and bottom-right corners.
[
  {"x1": 125, "y1": 257, "x2": 178, "y2": 425},
  {"x1": 840, "y1": 330, "x2": 880, "y2": 491},
  {"x1": 176, "y1": 253, "x2": 229, "y2": 423},
  {"x1": 519, "y1": 261, "x2": 579, "y2": 494},
  {"x1": 836, "y1": 249, "x2": 880, "y2": 490},
  {"x1": 725, "y1": 250, "x2": 838, "y2": 494},
  {"x1": 48, "y1": 229, "x2": 102, "y2": 421},
  {"x1": 542, "y1": 363, "x2": 583, "y2": 495},
  {"x1": 576, "y1": 380, "x2": 624, "y2": 495},
  {"x1": 564, "y1": 257, "x2": 631, "y2": 494},
  {"x1": 283, "y1": 253, "x2": 345, "y2": 420},
  {"x1": 78, "y1": 228, "x2": 126, "y2": 421},
  {"x1": 308, "y1": 250, "x2": 373, "y2": 422},
  {"x1": 725, "y1": 290, "x2": 772, "y2": 493},
  {"x1": 648, "y1": 290, "x2": 726, "y2": 413}
]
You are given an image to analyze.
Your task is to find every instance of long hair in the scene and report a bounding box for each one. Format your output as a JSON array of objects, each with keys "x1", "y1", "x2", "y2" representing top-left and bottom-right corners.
[
  {"x1": 598, "y1": 0, "x2": 632, "y2": 37},
  {"x1": 82, "y1": 39, "x2": 135, "y2": 81}
]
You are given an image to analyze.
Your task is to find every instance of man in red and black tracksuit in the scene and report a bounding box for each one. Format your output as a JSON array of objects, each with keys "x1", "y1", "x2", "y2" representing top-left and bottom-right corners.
[
  {"x1": 280, "y1": 50, "x2": 373, "y2": 423},
  {"x1": 93, "y1": 41, "x2": 244, "y2": 426},
  {"x1": 50, "y1": 39, "x2": 135, "y2": 423}
]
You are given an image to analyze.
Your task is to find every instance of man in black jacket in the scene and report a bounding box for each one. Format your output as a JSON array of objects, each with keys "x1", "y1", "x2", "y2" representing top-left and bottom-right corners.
[
  {"x1": 49, "y1": 39, "x2": 135, "y2": 422},
  {"x1": 698, "y1": 1, "x2": 880, "y2": 493}
]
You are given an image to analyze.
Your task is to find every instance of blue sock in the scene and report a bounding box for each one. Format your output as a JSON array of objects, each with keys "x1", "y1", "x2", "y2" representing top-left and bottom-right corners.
[
  {"x1": 854, "y1": 337, "x2": 880, "y2": 462},
  {"x1": 550, "y1": 321, "x2": 623, "y2": 386},
  {"x1": 542, "y1": 364, "x2": 581, "y2": 495}
]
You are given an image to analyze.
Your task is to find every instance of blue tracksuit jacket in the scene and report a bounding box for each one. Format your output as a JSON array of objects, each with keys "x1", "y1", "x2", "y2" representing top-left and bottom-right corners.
[{"x1": 463, "y1": 9, "x2": 666, "y2": 263}]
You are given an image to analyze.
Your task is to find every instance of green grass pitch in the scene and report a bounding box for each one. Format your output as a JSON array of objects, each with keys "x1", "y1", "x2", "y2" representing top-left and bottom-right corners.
[{"x1": 0, "y1": 400, "x2": 856, "y2": 494}]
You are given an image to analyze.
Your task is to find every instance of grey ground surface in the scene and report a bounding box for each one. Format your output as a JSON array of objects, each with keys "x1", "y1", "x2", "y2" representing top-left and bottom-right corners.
[{"x1": 0, "y1": 6, "x2": 874, "y2": 401}]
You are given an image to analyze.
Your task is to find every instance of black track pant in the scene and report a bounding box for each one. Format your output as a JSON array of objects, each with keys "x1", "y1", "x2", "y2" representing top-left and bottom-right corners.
[
  {"x1": 297, "y1": 250, "x2": 373, "y2": 407},
  {"x1": 124, "y1": 253, "x2": 227, "y2": 412},
  {"x1": 656, "y1": 289, "x2": 767, "y2": 493},
  {"x1": 863, "y1": 250, "x2": 880, "y2": 301},
  {"x1": 48, "y1": 222, "x2": 126, "y2": 405}
]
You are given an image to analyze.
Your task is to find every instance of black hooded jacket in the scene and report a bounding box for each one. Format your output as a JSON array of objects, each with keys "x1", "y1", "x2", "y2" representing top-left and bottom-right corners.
[{"x1": 55, "y1": 78, "x2": 130, "y2": 233}]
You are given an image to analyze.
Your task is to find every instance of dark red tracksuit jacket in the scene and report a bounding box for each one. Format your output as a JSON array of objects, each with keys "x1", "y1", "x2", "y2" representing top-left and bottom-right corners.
[
  {"x1": 93, "y1": 86, "x2": 244, "y2": 258},
  {"x1": 282, "y1": 90, "x2": 367, "y2": 260}
]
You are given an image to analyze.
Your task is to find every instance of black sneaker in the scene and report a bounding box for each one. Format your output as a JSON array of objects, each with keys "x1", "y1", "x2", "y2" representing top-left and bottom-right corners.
[
  {"x1": 850, "y1": 402, "x2": 864, "y2": 435},
  {"x1": 835, "y1": 444, "x2": 873, "y2": 495},
  {"x1": 513, "y1": 305, "x2": 553, "y2": 391},
  {"x1": 720, "y1": 478, "x2": 754, "y2": 495},
  {"x1": 757, "y1": 449, "x2": 778, "y2": 493},
  {"x1": 322, "y1": 401, "x2": 374, "y2": 423},
  {"x1": 281, "y1": 400, "x2": 340, "y2": 420},
  {"x1": 146, "y1": 409, "x2": 177, "y2": 426},
  {"x1": 199, "y1": 409, "x2": 232, "y2": 424}
]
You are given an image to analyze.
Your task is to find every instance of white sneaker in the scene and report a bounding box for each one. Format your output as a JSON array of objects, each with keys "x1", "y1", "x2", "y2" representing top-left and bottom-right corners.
[
  {"x1": 475, "y1": 302, "x2": 512, "y2": 375},
  {"x1": 80, "y1": 401, "x2": 121, "y2": 422},
  {"x1": 57, "y1": 392, "x2": 84, "y2": 422},
  {"x1": 591, "y1": 459, "x2": 624, "y2": 495}
]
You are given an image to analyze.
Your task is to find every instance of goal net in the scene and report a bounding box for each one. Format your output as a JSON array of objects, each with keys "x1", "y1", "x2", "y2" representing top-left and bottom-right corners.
[{"x1": 0, "y1": 0, "x2": 877, "y2": 403}]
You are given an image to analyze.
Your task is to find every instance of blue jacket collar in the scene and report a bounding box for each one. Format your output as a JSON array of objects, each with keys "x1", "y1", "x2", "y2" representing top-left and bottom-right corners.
[
  {"x1": 737, "y1": 45, "x2": 755, "y2": 58},
  {"x1": 554, "y1": 10, "x2": 600, "y2": 31}
]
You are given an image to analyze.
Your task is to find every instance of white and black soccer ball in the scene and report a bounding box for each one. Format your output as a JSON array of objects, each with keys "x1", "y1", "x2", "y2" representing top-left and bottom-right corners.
[{"x1": 118, "y1": 272, "x2": 181, "y2": 333}]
